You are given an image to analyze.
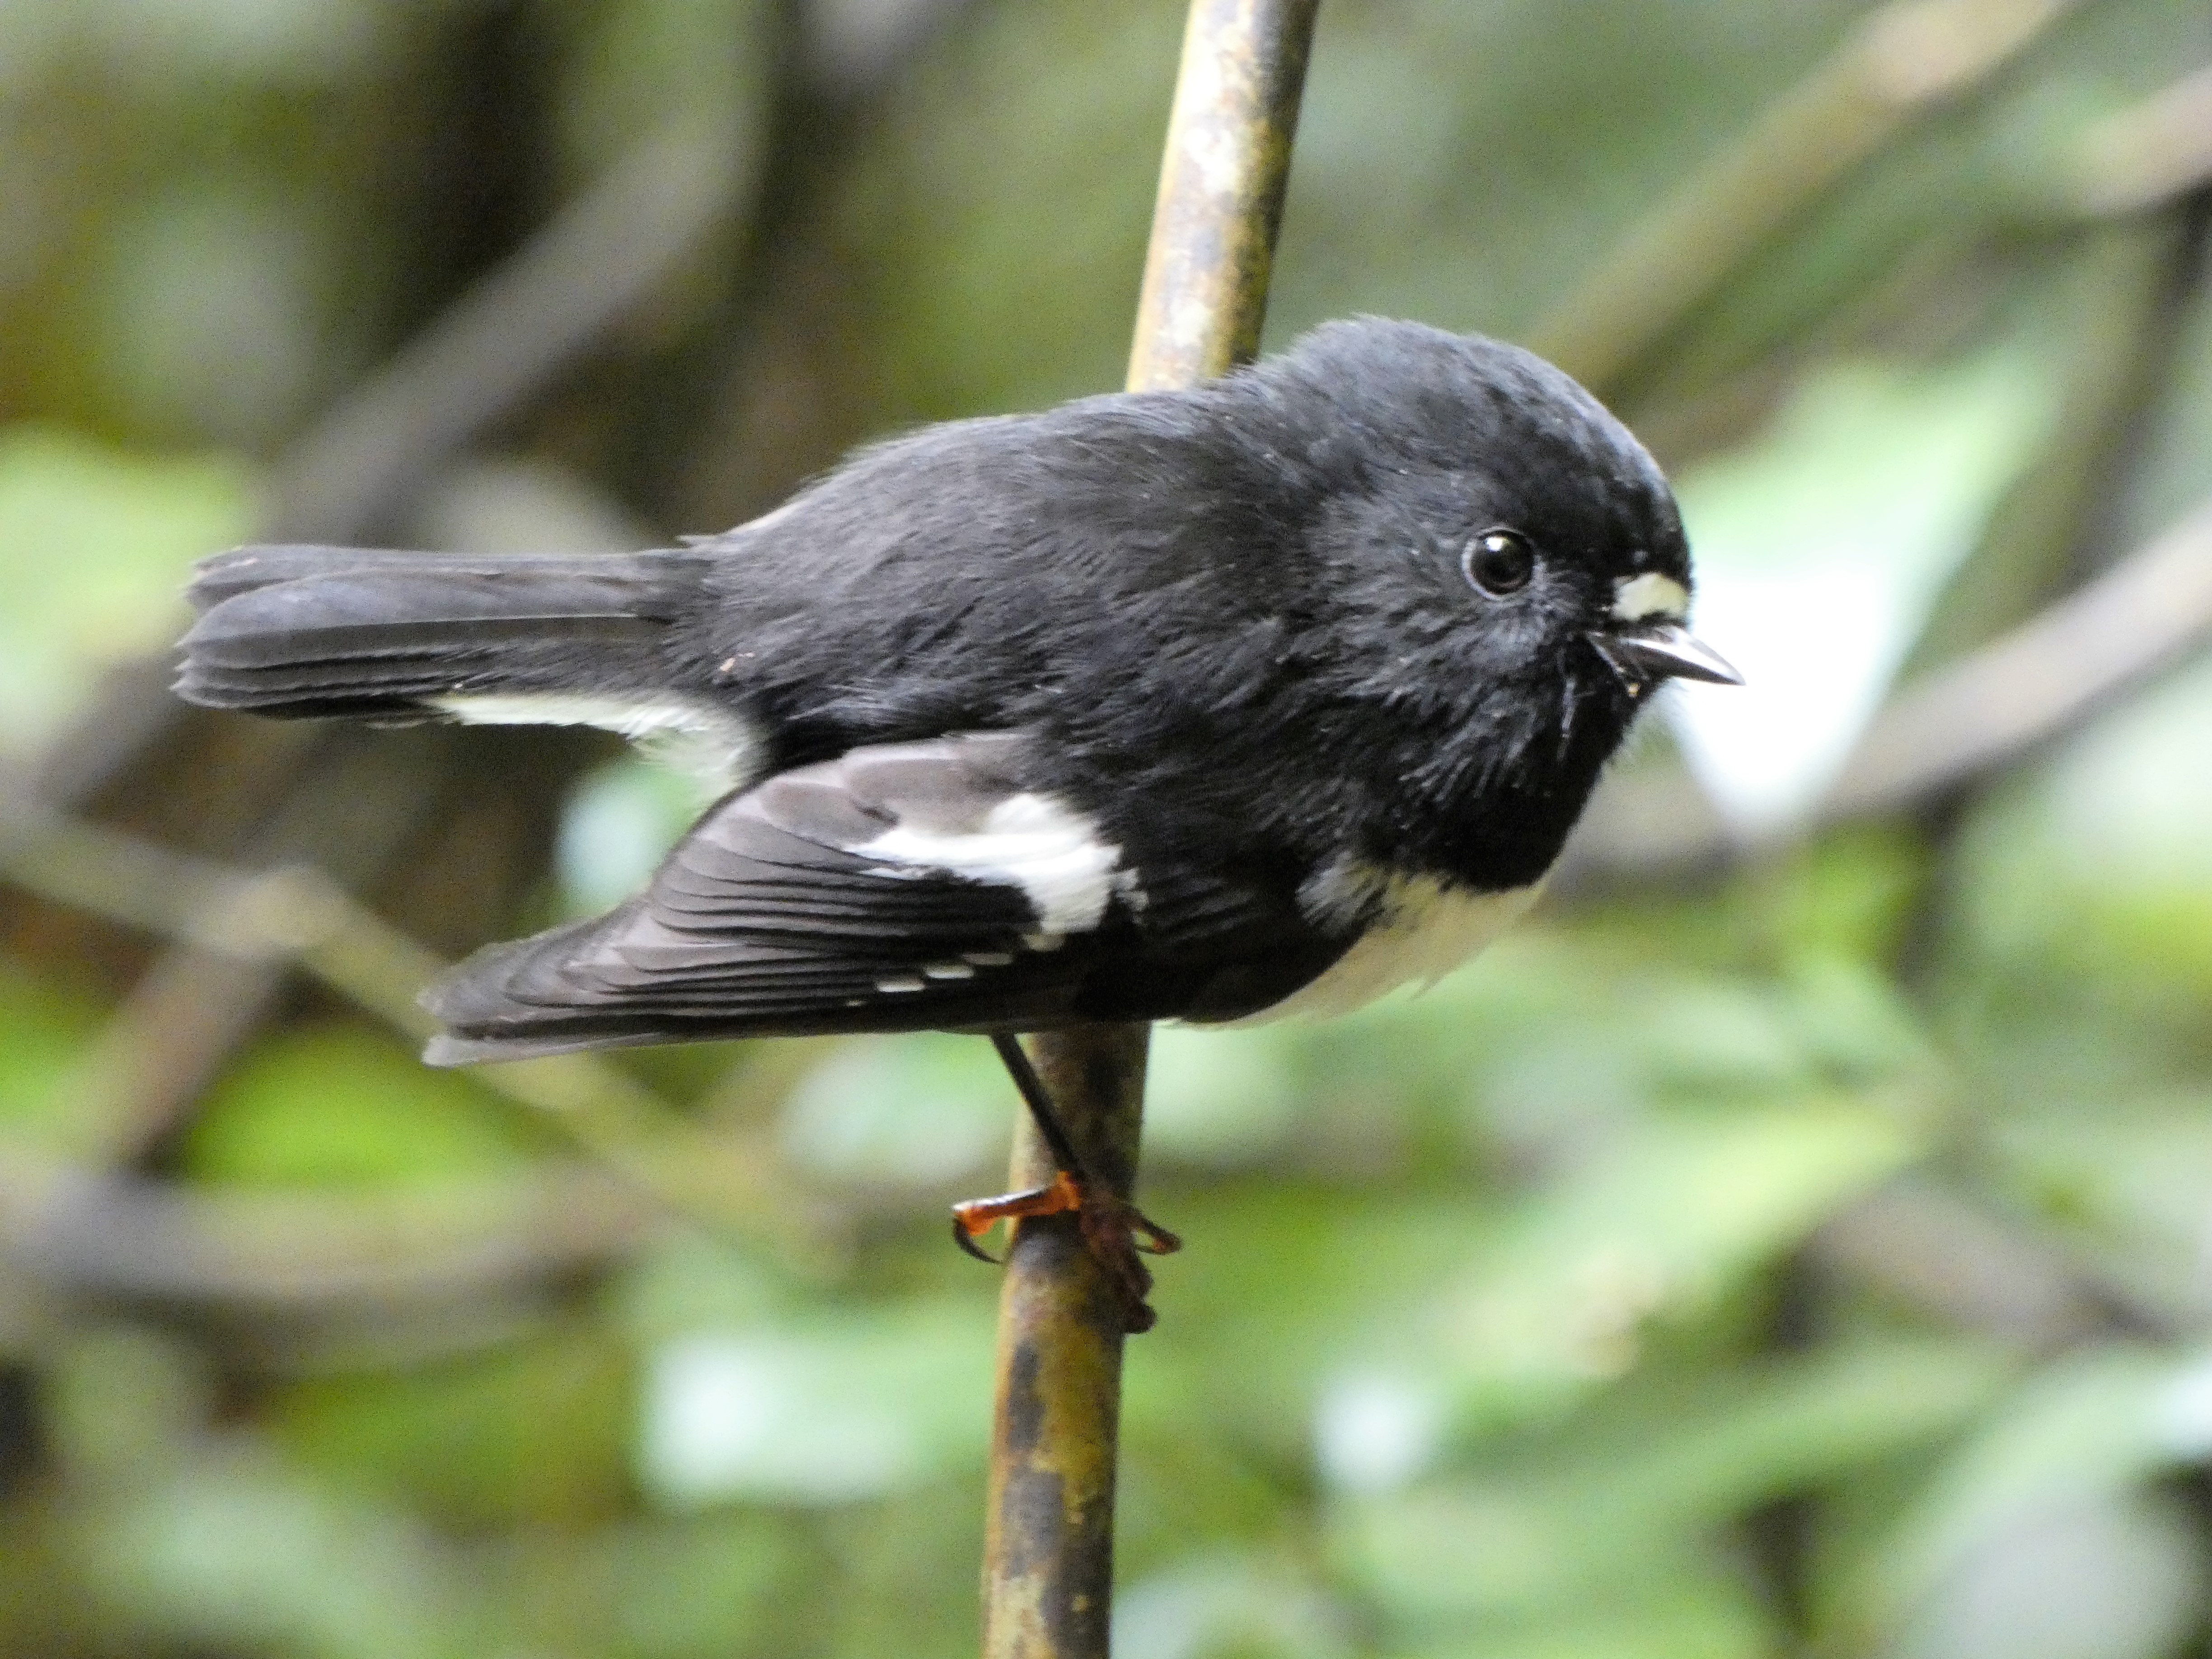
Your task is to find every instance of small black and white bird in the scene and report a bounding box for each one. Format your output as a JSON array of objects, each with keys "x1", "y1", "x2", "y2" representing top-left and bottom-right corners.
[{"x1": 176, "y1": 318, "x2": 1735, "y2": 1322}]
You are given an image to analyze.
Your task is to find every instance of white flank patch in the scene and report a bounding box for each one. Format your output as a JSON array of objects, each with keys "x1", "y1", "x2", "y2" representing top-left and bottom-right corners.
[
  {"x1": 857, "y1": 792, "x2": 1124, "y2": 935},
  {"x1": 1611, "y1": 572, "x2": 1688, "y2": 623},
  {"x1": 1236, "y1": 870, "x2": 1543, "y2": 1024},
  {"x1": 430, "y1": 694, "x2": 758, "y2": 790}
]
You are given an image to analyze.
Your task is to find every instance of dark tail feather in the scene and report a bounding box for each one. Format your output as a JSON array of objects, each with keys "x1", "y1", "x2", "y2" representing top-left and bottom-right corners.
[{"x1": 176, "y1": 545, "x2": 699, "y2": 717}]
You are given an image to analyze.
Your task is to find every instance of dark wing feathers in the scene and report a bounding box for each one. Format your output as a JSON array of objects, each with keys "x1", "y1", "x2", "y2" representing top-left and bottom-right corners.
[
  {"x1": 424, "y1": 738, "x2": 1074, "y2": 1061},
  {"x1": 422, "y1": 736, "x2": 1340, "y2": 1063}
]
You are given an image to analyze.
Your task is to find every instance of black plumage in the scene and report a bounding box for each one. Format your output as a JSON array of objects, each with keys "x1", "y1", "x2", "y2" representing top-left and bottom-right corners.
[{"x1": 175, "y1": 318, "x2": 1734, "y2": 1064}]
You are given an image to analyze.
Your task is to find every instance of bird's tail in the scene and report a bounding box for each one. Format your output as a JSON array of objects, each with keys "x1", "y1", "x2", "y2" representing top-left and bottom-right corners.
[{"x1": 176, "y1": 544, "x2": 703, "y2": 719}]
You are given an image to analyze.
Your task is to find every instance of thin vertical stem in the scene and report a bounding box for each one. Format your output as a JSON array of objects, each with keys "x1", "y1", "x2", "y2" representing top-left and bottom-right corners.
[{"x1": 979, "y1": 4, "x2": 1320, "y2": 1657}]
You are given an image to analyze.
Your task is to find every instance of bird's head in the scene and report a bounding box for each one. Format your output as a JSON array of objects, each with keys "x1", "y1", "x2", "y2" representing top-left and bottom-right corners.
[{"x1": 1256, "y1": 320, "x2": 1738, "y2": 873}]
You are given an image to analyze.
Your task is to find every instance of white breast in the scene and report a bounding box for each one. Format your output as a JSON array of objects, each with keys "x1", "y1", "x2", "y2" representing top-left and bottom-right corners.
[{"x1": 1233, "y1": 871, "x2": 1542, "y2": 1024}]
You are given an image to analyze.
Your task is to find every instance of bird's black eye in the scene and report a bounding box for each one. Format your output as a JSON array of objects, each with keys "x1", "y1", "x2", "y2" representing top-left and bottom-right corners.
[{"x1": 1462, "y1": 529, "x2": 1536, "y2": 597}]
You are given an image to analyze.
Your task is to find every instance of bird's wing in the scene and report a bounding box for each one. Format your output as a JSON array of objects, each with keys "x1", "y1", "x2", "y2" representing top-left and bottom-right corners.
[{"x1": 423, "y1": 734, "x2": 1335, "y2": 1062}]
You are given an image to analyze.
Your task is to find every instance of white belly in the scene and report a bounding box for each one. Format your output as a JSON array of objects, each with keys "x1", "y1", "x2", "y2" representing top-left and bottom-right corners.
[{"x1": 1233, "y1": 872, "x2": 1542, "y2": 1024}]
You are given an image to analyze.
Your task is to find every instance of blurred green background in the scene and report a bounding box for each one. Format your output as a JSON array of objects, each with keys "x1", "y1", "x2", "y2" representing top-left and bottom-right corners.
[{"x1": 4, "y1": 0, "x2": 2212, "y2": 1655}]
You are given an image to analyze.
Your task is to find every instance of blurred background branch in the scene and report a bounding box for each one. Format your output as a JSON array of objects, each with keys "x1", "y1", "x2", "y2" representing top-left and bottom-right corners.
[
  {"x1": 1564, "y1": 490, "x2": 2212, "y2": 882},
  {"x1": 1532, "y1": 0, "x2": 2080, "y2": 394}
]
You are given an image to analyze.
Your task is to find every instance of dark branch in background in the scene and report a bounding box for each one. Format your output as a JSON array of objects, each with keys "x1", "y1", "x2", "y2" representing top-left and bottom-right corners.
[
  {"x1": 639, "y1": 0, "x2": 987, "y2": 525},
  {"x1": 0, "y1": 778, "x2": 822, "y2": 1250},
  {"x1": 1531, "y1": 0, "x2": 2079, "y2": 394},
  {"x1": 9, "y1": 117, "x2": 741, "y2": 1127},
  {"x1": 0, "y1": 6, "x2": 986, "y2": 1358},
  {"x1": 35, "y1": 117, "x2": 746, "y2": 820},
  {"x1": 2, "y1": 1149, "x2": 654, "y2": 1372},
  {"x1": 978, "y1": 6, "x2": 1318, "y2": 1657},
  {"x1": 1811, "y1": 1180, "x2": 2147, "y2": 1353},
  {"x1": 271, "y1": 124, "x2": 745, "y2": 547},
  {"x1": 1845, "y1": 495, "x2": 2212, "y2": 813}
]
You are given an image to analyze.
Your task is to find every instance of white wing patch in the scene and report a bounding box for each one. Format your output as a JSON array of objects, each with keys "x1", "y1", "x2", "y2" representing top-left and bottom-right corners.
[
  {"x1": 430, "y1": 694, "x2": 758, "y2": 791},
  {"x1": 857, "y1": 792, "x2": 1125, "y2": 936},
  {"x1": 1237, "y1": 869, "x2": 1542, "y2": 1023},
  {"x1": 1611, "y1": 572, "x2": 1689, "y2": 623}
]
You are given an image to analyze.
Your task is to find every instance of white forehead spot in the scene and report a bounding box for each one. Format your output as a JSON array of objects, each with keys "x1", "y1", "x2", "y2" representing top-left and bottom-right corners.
[{"x1": 1612, "y1": 572, "x2": 1688, "y2": 623}]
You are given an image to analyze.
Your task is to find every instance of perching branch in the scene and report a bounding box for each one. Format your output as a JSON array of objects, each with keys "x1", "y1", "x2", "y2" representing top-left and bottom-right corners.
[{"x1": 979, "y1": 4, "x2": 1318, "y2": 1656}]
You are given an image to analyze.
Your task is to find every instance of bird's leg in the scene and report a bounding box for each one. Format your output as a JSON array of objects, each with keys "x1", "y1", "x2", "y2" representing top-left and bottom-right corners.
[{"x1": 951, "y1": 1032, "x2": 1182, "y2": 1332}]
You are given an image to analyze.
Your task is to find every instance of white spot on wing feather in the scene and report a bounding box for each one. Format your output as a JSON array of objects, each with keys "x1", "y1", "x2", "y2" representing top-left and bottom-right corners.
[{"x1": 856, "y1": 792, "x2": 1124, "y2": 935}]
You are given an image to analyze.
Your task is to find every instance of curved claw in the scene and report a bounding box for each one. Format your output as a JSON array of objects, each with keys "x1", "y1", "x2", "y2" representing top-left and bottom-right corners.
[
  {"x1": 1130, "y1": 1213, "x2": 1183, "y2": 1256},
  {"x1": 947, "y1": 1175, "x2": 1180, "y2": 1334},
  {"x1": 951, "y1": 1214, "x2": 1003, "y2": 1265}
]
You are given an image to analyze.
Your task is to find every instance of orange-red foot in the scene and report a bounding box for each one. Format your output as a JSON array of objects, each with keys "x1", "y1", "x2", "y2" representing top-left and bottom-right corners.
[{"x1": 951, "y1": 1173, "x2": 1183, "y2": 1334}]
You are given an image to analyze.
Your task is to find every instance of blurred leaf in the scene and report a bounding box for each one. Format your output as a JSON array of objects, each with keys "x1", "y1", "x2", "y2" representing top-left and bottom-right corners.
[
  {"x1": 1277, "y1": 0, "x2": 1850, "y2": 345},
  {"x1": 87, "y1": 180, "x2": 331, "y2": 443},
  {"x1": 1128, "y1": 1187, "x2": 1500, "y2": 1474},
  {"x1": 1387, "y1": 1575, "x2": 1770, "y2": 1659},
  {"x1": 1953, "y1": 653, "x2": 2212, "y2": 1025},
  {"x1": 1882, "y1": 1487, "x2": 2206, "y2": 1659},
  {"x1": 638, "y1": 1298, "x2": 993, "y2": 1506},
  {"x1": 0, "y1": 956, "x2": 103, "y2": 1147},
  {"x1": 0, "y1": 424, "x2": 257, "y2": 756},
  {"x1": 1145, "y1": 1023, "x2": 1306, "y2": 1169},
  {"x1": 73, "y1": 0, "x2": 392, "y2": 84},
  {"x1": 270, "y1": 1321, "x2": 634, "y2": 1528},
  {"x1": 85, "y1": 1454, "x2": 467, "y2": 1659},
  {"x1": 1991, "y1": 1092, "x2": 2212, "y2": 1326},
  {"x1": 1840, "y1": 1346, "x2": 2212, "y2": 1649},
  {"x1": 44, "y1": 1324, "x2": 215, "y2": 1486},
  {"x1": 1116, "y1": 1549, "x2": 1355, "y2": 1659},
  {"x1": 1665, "y1": 350, "x2": 2060, "y2": 834},
  {"x1": 847, "y1": 0, "x2": 1183, "y2": 417},
  {"x1": 808, "y1": 1473, "x2": 992, "y2": 1659},
  {"x1": 1423, "y1": 1097, "x2": 1923, "y2": 1425},
  {"x1": 618, "y1": 1231, "x2": 799, "y2": 1345},
  {"x1": 183, "y1": 1025, "x2": 537, "y2": 1189},
  {"x1": 592, "y1": 1510, "x2": 813, "y2": 1659},
  {"x1": 559, "y1": 754, "x2": 713, "y2": 917},
  {"x1": 1337, "y1": 1339, "x2": 2007, "y2": 1628},
  {"x1": 778, "y1": 1032, "x2": 1011, "y2": 1190},
  {"x1": 556, "y1": 0, "x2": 776, "y2": 185}
]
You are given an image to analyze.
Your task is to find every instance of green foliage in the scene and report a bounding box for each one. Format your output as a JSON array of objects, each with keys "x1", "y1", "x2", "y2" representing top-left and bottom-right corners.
[
  {"x1": 0, "y1": 425, "x2": 257, "y2": 756},
  {"x1": 8, "y1": 0, "x2": 2212, "y2": 1656},
  {"x1": 0, "y1": 958, "x2": 106, "y2": 1144},
  {"x1": 183, "y1": 1026, "x2": 538, "y2": 1189}
]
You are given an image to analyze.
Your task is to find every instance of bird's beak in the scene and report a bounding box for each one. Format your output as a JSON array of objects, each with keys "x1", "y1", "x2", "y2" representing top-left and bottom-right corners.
[{"x1": 1586, "y1": 623, "x2": 1743, "y2": 694}]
